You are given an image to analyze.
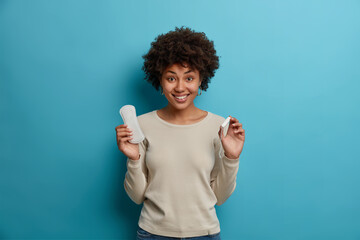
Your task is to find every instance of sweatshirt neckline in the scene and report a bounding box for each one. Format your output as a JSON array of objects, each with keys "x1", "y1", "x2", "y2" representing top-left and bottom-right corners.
[{"x1": 152, "y1": 110, "x2": 212, "y2": 128}]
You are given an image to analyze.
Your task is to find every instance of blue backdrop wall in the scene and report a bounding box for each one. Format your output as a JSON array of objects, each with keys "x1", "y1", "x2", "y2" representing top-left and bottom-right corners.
[{"x1": 1, "y1": 0, "x2": 359, "y2": 239}]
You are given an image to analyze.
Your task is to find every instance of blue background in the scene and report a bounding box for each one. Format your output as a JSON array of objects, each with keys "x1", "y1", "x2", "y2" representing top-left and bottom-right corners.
[{"x1": 1, "y1": 0, "x2": 359, "y2": 239}]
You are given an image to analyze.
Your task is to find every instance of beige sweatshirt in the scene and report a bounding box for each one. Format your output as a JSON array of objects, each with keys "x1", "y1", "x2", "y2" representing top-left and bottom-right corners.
[{"x1": 124, "y1": 110, "x2": 240, "y2": 238}]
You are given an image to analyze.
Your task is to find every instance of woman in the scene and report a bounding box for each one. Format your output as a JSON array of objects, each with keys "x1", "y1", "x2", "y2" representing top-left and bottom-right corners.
[{"x1": 115, "y1": 26, "x2": 245, "y2": 240}]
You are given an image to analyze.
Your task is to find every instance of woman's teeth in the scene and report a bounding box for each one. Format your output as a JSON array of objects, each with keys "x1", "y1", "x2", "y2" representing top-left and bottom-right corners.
[
  {"x1": 173, "y1": 94, "x2": 189, "y2": 102},
  {"x1": 175, "y1": 95, "x2": 188, "y2": 99}
]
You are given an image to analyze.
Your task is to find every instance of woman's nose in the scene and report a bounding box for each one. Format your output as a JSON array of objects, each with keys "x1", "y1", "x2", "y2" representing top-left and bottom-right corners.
[{"x1": 175, "y1": 79, "x2": 185, "y2": 91}]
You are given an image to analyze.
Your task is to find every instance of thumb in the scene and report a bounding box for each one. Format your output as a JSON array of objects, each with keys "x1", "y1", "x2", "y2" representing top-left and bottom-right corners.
[{"x1": 218, "y1": 126, "x2": 223, "y2": 140}]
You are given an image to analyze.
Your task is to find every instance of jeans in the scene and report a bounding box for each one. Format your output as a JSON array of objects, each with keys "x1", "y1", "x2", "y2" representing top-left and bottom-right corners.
[{"x1": 136, "y1": 226, "x2": 221, "y2": 240}]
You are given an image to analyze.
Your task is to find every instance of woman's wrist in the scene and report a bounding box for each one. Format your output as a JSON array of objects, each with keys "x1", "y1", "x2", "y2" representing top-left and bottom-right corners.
[
  {"x1": 130, "y1": 154, "x2": 141, "y2": 161},
  {"x1": 224, "y1": 152, "x2": 239, "y2": 159}
]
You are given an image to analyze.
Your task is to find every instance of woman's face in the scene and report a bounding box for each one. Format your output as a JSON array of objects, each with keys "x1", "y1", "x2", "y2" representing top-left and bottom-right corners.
[{"x1": 160, "y1": 63, "x2": 202, "y2": 111}]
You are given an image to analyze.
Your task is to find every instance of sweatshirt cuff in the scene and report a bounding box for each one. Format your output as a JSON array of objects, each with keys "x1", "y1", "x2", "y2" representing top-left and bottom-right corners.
[
  {"x1": 127, "y1": 154, "x2": 142, "y2": 168},
  {"x1": 222, "y1": 154, "x2": 240, "y2": 167}
]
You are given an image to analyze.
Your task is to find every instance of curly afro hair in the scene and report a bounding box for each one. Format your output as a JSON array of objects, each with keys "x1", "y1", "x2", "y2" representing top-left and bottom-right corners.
[{"x1": 141, "y1": 26, "x2": 220, "y2": 92}]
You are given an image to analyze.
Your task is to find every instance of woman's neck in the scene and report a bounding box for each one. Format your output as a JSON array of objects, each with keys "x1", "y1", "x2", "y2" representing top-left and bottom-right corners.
[{"x1": 159, "y1": 104, "x2": 204, "y2": 123}]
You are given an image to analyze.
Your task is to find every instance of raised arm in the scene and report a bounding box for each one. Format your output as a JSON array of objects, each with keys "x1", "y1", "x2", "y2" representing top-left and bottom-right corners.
[
  {"x1": 124, "y1": 139, "x2": 149, "y2": 205},
  {"x1": 210, "y1": 137, "x2": 240, "y2": 206}
]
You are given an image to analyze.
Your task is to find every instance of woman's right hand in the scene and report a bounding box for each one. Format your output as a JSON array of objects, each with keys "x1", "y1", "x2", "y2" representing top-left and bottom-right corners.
[{"x1": 115, "y1": 124, "x2": 140, "y2": 160}]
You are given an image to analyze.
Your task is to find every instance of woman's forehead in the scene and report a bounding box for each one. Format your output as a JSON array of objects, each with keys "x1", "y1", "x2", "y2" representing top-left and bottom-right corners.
[{"x1": 164, "y1": 63, "x2": 198, "y2": 73}]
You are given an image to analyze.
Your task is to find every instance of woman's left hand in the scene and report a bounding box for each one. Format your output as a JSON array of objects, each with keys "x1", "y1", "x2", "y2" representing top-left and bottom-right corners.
[{"x1": 218, "y1": 116, "x2": 245, "y2": 159}]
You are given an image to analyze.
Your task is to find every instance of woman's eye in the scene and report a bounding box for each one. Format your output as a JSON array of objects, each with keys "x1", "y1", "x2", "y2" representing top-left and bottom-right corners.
[
  {"x1": 187, "y1": 77, "x2": 193, "y2": 81},
  {"x1": 167, "y1": 77, "x2": 175, "y2": 81}
]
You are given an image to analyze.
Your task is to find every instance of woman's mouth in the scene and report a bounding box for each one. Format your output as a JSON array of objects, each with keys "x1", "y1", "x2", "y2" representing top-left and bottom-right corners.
[{"x1": 172, "y1": 94, "x2": 190, "y2": 103}]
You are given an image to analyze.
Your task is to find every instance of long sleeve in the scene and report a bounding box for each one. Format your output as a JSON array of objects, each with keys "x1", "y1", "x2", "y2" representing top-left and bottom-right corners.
[
  {"x1": 210, "y1": 137, "x2": 240, "y2": 206},
  {"x1": 124, "y1": 138, "x2": 148, "y2": 205}
]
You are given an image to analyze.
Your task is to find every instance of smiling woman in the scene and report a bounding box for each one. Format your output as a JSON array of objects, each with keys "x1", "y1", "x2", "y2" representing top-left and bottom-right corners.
[
  {"x1": 142, "y1": 26, "x2": 220, "y2": 124},
  {"x1": 158, "y1": 63, "x2": 206, "y2": 124},
  {"x1": 115, "y1": 26, "x2": 245, "y2": 239}
]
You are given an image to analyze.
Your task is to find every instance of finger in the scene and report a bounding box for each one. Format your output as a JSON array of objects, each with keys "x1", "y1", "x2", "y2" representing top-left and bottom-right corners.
[
  {"x1": 115, "y1": 124, "x2": 128, "y2": 131},
  {"x1": 116, "y1": 128, "x2": 133, "y2": 134},
  {"x1": 117, "y1": 132, "x2": 130, "y2": 145},
  {"x1": 235, "y1": 129, "x2": 245, "y2": 134},
  {"x1": 117, "y1": 131, "x2": 133, "y2": 138},
  {"x1": 117, "y1": 128, "x2": 133, "y2": 133},
  {"x1": 115, "y1": 125, "x2": 132, "y2": 133},
  {"x1": 115, "y1": 124, "x2": 127, "y2": 130},
  {"x1": 231, "y1": 122, "x2": 242, "y2": 128},
  {"x1": 120, "y1": 136, "x2": 133, "y2": 144},
  {"x1": 218, "y1": 127, "x2": 223, "y2": 140},
  {"x1": 229, "y1": 116, "x2": 239, "y2": 123}
]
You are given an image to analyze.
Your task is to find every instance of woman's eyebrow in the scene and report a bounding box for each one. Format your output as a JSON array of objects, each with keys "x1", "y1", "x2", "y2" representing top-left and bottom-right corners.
[{"x1": 166, "y1": 70, "x2": 193, "y2": 74}]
